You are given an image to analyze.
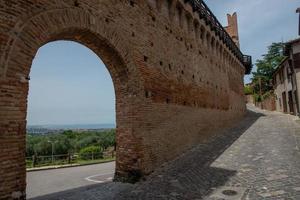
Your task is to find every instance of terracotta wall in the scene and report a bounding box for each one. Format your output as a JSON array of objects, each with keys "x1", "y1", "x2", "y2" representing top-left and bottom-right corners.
[
  {"x1": 255, "y1": 95, "x2": 276, "y2": 111},
  {"x1": 0, "y1": 0, "x2": 247, "y2": 198}
]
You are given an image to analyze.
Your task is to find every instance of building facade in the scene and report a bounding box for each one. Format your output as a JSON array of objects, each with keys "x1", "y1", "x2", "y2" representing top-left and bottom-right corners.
[{"x1": 273, "y1": 38, "x2": 300, "y2": 115}]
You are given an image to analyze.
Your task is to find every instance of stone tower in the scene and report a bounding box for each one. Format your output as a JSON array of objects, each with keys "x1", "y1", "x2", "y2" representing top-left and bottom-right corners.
[{"x1": 225, "y1": 12, "x2": 240, "y2": 48}]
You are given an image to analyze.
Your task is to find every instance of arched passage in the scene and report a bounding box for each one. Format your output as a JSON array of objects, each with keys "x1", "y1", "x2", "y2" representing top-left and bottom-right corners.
[
  {"x1": 0, "y1": 1, "x2": 250, "y2": 199},
  {"x1": 0, "y1": 8, "x2": 144, "y2": 198},
  {"x1": 26, "y1": 40, "x2": 118, "y2": 198},
  {"x1": 27, "y1": 40, "x2": 116, "y2": 126}
]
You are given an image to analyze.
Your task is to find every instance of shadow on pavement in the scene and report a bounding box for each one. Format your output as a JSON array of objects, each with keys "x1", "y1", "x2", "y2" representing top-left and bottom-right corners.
[
  {"x1": 116, "y1": 109, "x2": 265, "y2": 199},
  {"x1": 29, "y1": 109, "x2": 264, "y2": 200}
]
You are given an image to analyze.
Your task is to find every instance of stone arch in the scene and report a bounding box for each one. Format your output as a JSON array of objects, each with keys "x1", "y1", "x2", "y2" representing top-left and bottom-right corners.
[
  {"x1": 160, "y1": 0, "x2": 170, "y2": 18},
  {"x1": 185, "y1": 13, "x2": 192, "y2": 33},
  {"x1": 147, "y1": 0, "x2": 157, "y2": 9},
  {"x1": 215, "y1": 42, "x2": 219, "y2": 57},
  {"x1": 193, "y1": 20, "x2": 200, "y2": 40},
  {"x1": 219, "y1": 45, "x2": 223, "y2": 61},
  {"x1": 176, "y1": 3, "x2": 184, "y2": 28},
  {"x1": 200, "y1": 25, "x2": 205, "y2": 42},
  {"x1": 1, "y1": 7, "x2": 145, "y2": 197},
  {"x1": 4, "y1": 8, "x2": 135, "y2": 79},
  {"x1": 0, "y1": 1, "x2": 250, "y2": 199},
  {"x1": 211, "y1": 37, "x2": 215, "y2": 54}
]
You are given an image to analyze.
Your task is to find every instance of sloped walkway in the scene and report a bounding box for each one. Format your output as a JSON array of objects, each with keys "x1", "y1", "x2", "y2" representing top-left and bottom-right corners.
[{"x1": 32, "y1": 106, "x2": 300, "y2": 200}]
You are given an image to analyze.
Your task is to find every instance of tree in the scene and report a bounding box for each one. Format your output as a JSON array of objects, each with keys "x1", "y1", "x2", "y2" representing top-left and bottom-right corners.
[
  {"x1": 54, "y1": 136, "x2": 72, "y2": 155},
  {"x1": 79, "y1": 146, "x2": 103, "y2": 160},
  {"x1": 244, "y1": 85, "x2": 253, "y2": 95},
  {"x1": 26, "y1": 134, "x2": 43, "y2": 156},
  {"x1": 26, "y1": 129, "x2": 116, "y2": 156},
  {"x1": 35, "y1": 140, "x2": 52, "y2": 155},
  {"x1": 99, "y1": 130, "x2": 116, "y2": 150},
  {"x1": 75, "y1": 135, "x2": 99, "y2": 150},
  {"x1": 252, "y1": 42, "x2": 285, "y2": 96}
]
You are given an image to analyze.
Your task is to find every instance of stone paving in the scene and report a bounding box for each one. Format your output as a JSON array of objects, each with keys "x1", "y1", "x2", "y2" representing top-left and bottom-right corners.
[{"x1": 31, "y1": 105, "x2": 300, "y2": 200}]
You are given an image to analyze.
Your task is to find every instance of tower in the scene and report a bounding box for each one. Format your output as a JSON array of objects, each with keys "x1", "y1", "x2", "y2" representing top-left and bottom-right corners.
[{"x1": 224, "y1": 12, "x2": 240, "y2": 48}]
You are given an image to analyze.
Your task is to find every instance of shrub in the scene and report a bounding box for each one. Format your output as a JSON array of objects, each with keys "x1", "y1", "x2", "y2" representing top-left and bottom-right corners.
[
  {"x1": 79, "y1": 146, "x2": 103, "y2": 160},
  {"x1": 253, "y1": 93, "x2": 262, "y2": 102},
  {"x1": 244, "y1": 85, "x2": 253, "y2": 95}
]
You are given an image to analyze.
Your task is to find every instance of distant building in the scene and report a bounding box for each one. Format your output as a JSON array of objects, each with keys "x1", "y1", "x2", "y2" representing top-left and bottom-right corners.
[
  {"x1": 26, "y1": 127, "x2": 52, "y2": 134},
  {"x1": 273, "y1": 38, "x2": 300, "y2": 115}
]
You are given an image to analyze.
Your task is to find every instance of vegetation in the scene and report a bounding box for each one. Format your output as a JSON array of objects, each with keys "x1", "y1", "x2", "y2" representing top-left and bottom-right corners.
[
  {"x1": 26, "y1": 129, "x2": 116, "y2": 157},
  {"x1": 250, "y1": 42, "x2": 285, "y2": 101},
  {"x1": 79, "y1": 146, "x2": 103, "y2": 160},
  {"x1": 26, "y1": 156, "x2": 115, "y2": 169},
  {"x1": 244, "y1": 85, "x2": 253, "y2": 95}
]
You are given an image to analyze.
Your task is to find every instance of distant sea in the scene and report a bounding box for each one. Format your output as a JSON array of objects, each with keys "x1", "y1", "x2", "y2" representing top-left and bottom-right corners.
[{"x1": 27, "y1": 123, "x2": 116, "y2": 130}]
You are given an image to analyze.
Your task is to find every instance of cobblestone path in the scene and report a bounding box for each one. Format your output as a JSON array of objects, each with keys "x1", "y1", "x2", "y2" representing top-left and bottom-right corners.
[{"x1": 32, "y1": 106, "x2": 300, "y2": 200}]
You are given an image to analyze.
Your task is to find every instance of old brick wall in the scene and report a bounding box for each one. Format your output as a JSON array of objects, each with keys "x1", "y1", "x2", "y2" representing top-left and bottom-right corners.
[
  {"x1": 245, "y1": 95, "x2": 254, "y2": 104},
  {"x1": 257, "y1": 95, "x2": 276, "y2": 111},
  {"x1": 0, "y1": 0, "x2": 247, "y2": 199},
  {"x1": 255, "y1": 94, "x2": 276, "y2": 111}
]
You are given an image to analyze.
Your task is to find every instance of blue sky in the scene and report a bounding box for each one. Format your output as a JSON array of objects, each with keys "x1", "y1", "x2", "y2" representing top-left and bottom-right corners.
[
  {"x1": 205, "y1": 0, "x2": 299, "y2": 82},
  {"x1": 27, "y1": 0, "x2": 299, "y2": 125},
  {"x1": 27, "y1": 41, "x2": 115, "y2": 125}
]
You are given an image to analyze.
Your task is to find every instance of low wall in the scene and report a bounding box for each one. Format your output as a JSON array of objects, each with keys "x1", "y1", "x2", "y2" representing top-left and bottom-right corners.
[
  {"x1": 245, "y1": 95, "x2": 254, "y2": 104},
  {"x1": 255, "y1": 95, "x2": 276, "y2": 111}
]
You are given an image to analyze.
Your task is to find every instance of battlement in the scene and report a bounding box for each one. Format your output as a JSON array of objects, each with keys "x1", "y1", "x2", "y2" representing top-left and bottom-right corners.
[{"x1": 183, "y1": 0, "x2": 252, "y2": 74}]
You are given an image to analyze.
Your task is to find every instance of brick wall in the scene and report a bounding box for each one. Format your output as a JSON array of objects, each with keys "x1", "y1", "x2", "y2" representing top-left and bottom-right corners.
[
  {"x1": 0, "y1": 0, "x2": 247, "y2": 199},
  {"x1": 245, "y1": 95, "x2": 254, "y2": 104},
  {"x1": 255, "y1": 95, "x2": 276, "y2": 111}
]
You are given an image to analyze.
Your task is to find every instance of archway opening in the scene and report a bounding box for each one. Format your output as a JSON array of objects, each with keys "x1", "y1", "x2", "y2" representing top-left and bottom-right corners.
[
  {"x1": 1, "y1": 9, "x2": 145, "y2": 198},
  {"x1": 25, "y1": 41, "x2": 117, "y2": 198}
]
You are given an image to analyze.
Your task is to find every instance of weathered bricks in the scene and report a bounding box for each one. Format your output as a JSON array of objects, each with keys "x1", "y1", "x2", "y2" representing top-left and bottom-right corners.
[{"x1": 0, "y1": 0, "x2": 247, "y2": 199}]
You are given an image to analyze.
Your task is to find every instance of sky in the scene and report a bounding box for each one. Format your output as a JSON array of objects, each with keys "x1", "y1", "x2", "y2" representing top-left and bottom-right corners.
[
  {"x1": 27, "y1": 0, "x2": 299, "y2": 125},
  {"x1": 27, "y1": 41, "x2": 115, "y2": 125},
  {"x1": 205, "y1": 0, "x2": 299, "y2": 83}
]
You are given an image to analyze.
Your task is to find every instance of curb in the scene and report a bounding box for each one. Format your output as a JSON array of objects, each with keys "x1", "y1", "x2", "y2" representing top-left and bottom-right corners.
[{"x1": 26, "y1": 159, "x2": 115, "y2": 172}]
